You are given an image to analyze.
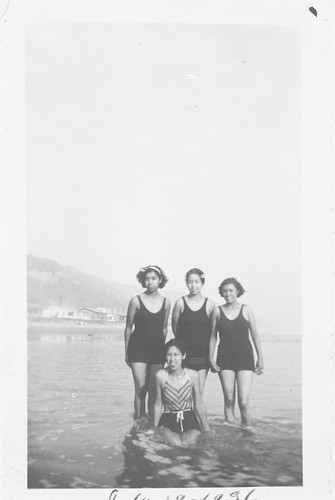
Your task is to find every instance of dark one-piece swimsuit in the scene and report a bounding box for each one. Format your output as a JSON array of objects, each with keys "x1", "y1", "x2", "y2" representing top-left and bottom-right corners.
[
  {"x1": 176, "y1": 297, "x2": 211, "y2": 371},
  {"x1": 127, "y1": 296, "x2": 166, "y2": 365},
  {"x1": 158, "y1": 369, "x2": 201, "y2": 433},
  {"x1": 216, "y1": 304, "x2": 255, "y2": 372}
]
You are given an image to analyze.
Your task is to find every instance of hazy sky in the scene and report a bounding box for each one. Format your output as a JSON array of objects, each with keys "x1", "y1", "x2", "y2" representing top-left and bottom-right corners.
[{"x1": 26, "y1": 24, "x2": 300, "y2": 332}]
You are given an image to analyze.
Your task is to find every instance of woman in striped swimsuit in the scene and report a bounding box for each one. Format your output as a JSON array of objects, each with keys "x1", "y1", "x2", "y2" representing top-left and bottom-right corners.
[{"x1": 153, "y1": 338, "x2": 210, "y2": 446}]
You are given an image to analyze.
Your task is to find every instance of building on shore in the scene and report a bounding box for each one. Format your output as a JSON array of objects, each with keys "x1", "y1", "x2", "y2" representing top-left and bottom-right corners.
[
  {"x1": 79, "y1": 308, "x2": 107, "y2": 322},
  {"x1": 95, "y1": 307, "x2": 126, "y2": 322},
  {"x1": 28, "y1": 305, "x2": 126, "y2": 323},
  {"x1": 27, "y1": 304, "x2": 43, "y2": 317}
]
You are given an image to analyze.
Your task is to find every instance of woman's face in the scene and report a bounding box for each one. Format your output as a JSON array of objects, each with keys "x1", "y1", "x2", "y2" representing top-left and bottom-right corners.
[
  {"x1": 166, "y1": 346, "x2": 186, "y2": 370},
  {"x1": 186, "y1": 274, "x2": 203, "y2": 295},
  {"x1": 222, "y1": 283, "x2": 238, "y2": 304},
  {"x1": 144, "y1": 271, "x2": 161, "y2": 292}
]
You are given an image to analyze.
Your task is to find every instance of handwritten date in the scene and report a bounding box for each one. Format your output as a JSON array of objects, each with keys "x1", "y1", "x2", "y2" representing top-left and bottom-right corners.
[{"x1": 109, "y1": 488, "x2": 257, "y2": 500}]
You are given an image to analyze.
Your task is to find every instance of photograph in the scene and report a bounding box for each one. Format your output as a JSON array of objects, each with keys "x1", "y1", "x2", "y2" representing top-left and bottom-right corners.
[
  {"x1": 1, "y1": 2, "x2": 334, "y2": 500},
  {"x1": 26, "y1": 23, "x2": 302, "y2": 489}
]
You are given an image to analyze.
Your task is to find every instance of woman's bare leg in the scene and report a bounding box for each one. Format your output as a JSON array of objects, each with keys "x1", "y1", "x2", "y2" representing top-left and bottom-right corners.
[
  {"x1": 236, "y1": 370, "x2": 254, "y2": 426},
  {"x1": 157, "y1": 427, "x2": 183, "y2": 446},
  {"x1": 130, "y1": 362, "x2": 148, "y2": 419},
  {"x1": 197, "y1": 368, "x2": 209, "y2": 398},
  {"x1": 180, "y1": 430, "x2": 201, "y2": 447},
  {"x1": 218, "y1": 370, "x2": 237, "y2": 423},
  {"x1": 148, "y1": 364, "x2": 163, "y2": 418}
]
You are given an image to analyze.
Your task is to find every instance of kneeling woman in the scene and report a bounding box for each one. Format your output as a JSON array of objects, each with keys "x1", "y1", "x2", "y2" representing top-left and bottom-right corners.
[{"x1": 153, "y1": 339, "x2": 210, "y2": 446}]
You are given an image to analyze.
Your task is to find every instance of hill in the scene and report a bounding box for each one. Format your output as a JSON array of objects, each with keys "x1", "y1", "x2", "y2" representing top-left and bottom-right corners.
[{"x1": 27, "y1": 255, "x2": 182, "y2": 312}]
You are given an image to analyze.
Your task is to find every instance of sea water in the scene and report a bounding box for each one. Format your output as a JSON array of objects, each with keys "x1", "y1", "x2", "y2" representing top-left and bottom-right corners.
[{"x1": 28, "y1": 325, "x2": 302, "y2": 488}]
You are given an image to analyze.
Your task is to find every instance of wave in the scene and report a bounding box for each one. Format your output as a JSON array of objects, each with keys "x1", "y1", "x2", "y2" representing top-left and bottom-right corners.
[{"x1": 115, "y1": 415, "x2": 302, "y2": 488}]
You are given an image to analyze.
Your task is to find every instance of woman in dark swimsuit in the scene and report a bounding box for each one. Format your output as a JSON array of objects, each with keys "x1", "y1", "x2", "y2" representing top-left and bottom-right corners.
[
  {"x1": 209, "y1": 278, "x2": 264, "y2": 427},
  {"x1": 172, "y1": 269, "x2": 215, "y2": 396},
  {"x1": 125, "y1": 265, "x2": 170, "y2": 420},
  {"x1": 153, "y1": 338, "x2": 210, "y2": 447}
]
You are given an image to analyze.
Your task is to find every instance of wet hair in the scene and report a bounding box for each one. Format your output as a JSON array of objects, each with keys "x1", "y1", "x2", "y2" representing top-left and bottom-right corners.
[
  {"x1": 136, "y1": 265, "x2": 168, "y2": 289},
  {"x1": 164, "y1": 338, "x2": 187, "y2": 356},
  {"x1": 185, "y1": 268, "x2": 205, "y2": 284},
  {"x1": 218, "y1": 277, "x2": 246, "y2": 298}
]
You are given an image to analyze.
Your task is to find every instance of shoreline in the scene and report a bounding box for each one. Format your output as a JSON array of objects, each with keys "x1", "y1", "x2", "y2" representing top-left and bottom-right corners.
[
  {"x1": 27, "y1": 319, "x2": 124, "y2": 331},
  {"x1": 27, "y1": 322, "x2": 301, "y2": 342}
]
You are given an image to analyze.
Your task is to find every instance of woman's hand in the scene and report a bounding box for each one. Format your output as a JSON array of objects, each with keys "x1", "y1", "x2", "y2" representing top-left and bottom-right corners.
[
  {"x1": 125, "y1": 352, "x2": 130, "y2": 366},
  {"x1": 255, "y1": 360, "x2": 264, "y2": 375},
  {"x1": 209, "y1": 359, "x2": 220, "y2": 373}
]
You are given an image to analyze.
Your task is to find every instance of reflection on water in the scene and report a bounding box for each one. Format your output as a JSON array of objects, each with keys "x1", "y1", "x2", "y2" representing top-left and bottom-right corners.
[
  {"x1": 28, "y1": 327, "x2": 302, "y2": 488},
  {"x1": 117, "y1": 417, "x2": 302, "y2": 488}
]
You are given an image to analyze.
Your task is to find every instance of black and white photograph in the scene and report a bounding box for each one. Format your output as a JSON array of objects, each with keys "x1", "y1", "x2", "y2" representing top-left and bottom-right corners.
[{"x1": 1, "y1": 2, "x2": 334, "y2": 500}]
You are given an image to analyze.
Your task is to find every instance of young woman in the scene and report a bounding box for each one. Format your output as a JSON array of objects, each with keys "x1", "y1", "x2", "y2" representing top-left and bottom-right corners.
[
  {"x1": 153, "y1": 338, "x2": 210, "y2": 447},
  {"x1": 125, "y1": 265, "x2": 170, "y2": 420},
  {"x1": 172, "y1": 268, "x2": 215, "y2": 395},
  {"x1": 209, "y1": 278, "x2": 264, "y2": 427}
]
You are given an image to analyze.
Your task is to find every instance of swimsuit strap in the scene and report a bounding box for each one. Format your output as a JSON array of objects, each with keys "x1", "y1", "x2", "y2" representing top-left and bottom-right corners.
[
  {"x1": 203, "y1": 297, "x2": 208, "y2": 313},
  {"x1": 236, "y1": 304, "x2": 244, "y2": 319}
]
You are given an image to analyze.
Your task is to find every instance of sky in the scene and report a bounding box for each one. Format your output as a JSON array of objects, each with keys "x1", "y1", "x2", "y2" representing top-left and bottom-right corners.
[{"x1": 26, "y1": 23, "x2": 300, "y2": 333}]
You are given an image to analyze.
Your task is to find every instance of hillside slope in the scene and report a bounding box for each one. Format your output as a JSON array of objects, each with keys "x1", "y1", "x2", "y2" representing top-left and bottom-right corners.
[
  {"x1": 27, "y1": 255, "x2": 182, "y2": 312},
  {"x1": 27, "y1": 255, "x2": 142, "y2": 311}
]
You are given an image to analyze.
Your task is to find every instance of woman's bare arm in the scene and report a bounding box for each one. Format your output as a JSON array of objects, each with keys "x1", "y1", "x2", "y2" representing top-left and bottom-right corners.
[
  {"x1": 244, "y1": 304, "x2": 264, "y2": 375},
  {"x1": 124, "y1": 297, "x2": 139, "y2": 364},
  {"x1": 153, "y1": 371, "x2": 164, "y2": 426},
  {"x1": 171, "y1": 298, "x2": 183, "y2": 337},
  {"x1": 209, "y1": 307, "x2": 220, "y2": 371},
  {"x1": 162, "y1": 298, "x2": 171, "y2": 341}
]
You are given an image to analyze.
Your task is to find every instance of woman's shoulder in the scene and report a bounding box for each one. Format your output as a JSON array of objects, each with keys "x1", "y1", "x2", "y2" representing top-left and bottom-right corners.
[
  {"x1": 241, "y1": 303, "x2": 253, "y2": 319},
  {"x1": 173, "y1": 297, "x2": 185, "y2": 310},
  {"x1": 186, "y1": 368, "x2": 199, "y2": 382},
  {"x1": 205, "y1": 298, "x2": 216, "y2": 310},
  {"x1": 155, "y1": 293, "x2": 170, "y2": 311},
  {"x1": 156, "y1": 368, "x2": 167, "y2": 382},
  {"x1": 164, "y1": 296, "x2": 171, "y2": 307},
  {"x1": 212, "y1": 304, "x2": 221, "y2": 315},
  {"x1": 128, "y1": 295, "x2": 140, "y2": 308}
]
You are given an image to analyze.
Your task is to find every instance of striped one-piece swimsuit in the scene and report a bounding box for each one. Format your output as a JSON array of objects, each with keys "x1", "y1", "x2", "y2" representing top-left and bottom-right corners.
[{"x1": 158, "y1": 369, "x2": 201, "y2": 433}]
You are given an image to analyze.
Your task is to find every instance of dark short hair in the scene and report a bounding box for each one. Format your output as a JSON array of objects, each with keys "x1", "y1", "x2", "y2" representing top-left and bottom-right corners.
[
  {"x1": 185, "y1": 268, "x2": 205, "y2": 284},
  {"x1": 218, "y1": 277, "x2": 246, "y2": 298},
  {"x1": 165, "y1": 338, "x2": 187, "y2": 356},
  {"x1": 136, "y1": 265, "x2": 168, "y2": 289}
]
